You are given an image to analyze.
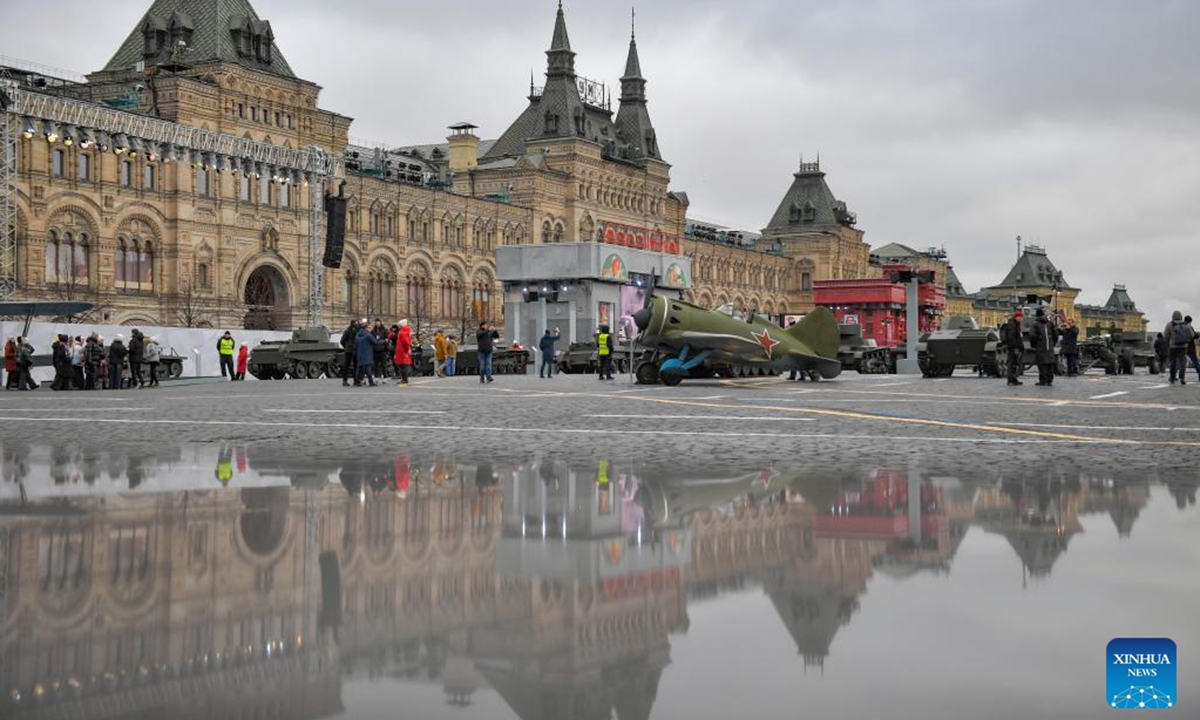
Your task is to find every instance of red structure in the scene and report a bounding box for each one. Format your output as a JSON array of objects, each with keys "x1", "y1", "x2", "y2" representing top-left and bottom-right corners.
[{"x1": 813, "y1": 264, "x2": 946, "y2": 347}]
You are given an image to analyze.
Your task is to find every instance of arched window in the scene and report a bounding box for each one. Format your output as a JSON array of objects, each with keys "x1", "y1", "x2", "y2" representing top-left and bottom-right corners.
[
  {"x1": 440, "y1": 267, "x2": 464, "y2": 319},
  {"x1": 343, "y1": 266, "x2": 356, "y2": 313},
  {"x1": 553, "y1": 223, "x2": 564, "y2": 243},
  {"x1": 45, "y1": 219, "x2": 91, "y2": 286},
  {"x1": 406, "y1": 264, "x2": 431, "y2": 317},
  {"x1": 116, "y1": 219, "x2": 157, "y2": 292},
  {"x1": 472, "y1": 270, "x2": 493, "y2": 322},
  {"x1": 45, "y1": 230, "x2": 59, "y2": 282},
  {"x1": 442, "y1": 217, "x2": 453, "y2": 246},
  {"x1": 197, "y1": 263, "x2": 210, "y2": 289},
  {"x1": 542, "y1": 220, "x2": 551, "y2": 244},
  {"x1": 367, "y1": 259, "x2": 396, "y2": 317}
]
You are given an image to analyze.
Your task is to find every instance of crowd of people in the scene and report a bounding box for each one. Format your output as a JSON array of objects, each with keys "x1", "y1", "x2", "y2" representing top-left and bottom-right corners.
[
  {"x1": 3, "y1": 329, "x2": 167, "y2": 391},
  {"x1": 333, "y1": 317, "x2": 503, "y2": 387}
]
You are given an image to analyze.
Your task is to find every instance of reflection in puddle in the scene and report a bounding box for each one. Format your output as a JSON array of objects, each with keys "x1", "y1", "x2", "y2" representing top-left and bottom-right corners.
[{"x1": 0, "y1": 442, "x2": 1195, "y2": 719}]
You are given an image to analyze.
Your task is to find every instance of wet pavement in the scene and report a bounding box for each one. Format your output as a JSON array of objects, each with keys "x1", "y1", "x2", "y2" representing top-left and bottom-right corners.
[{"x1": 2, "y1": 373, "x2": 1200, "y2": 718}]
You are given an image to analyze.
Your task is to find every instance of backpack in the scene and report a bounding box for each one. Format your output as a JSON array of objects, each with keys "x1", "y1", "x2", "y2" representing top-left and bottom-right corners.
[{"x1": 1173, "y1": 322, "x2": 1190, "y2": 347}]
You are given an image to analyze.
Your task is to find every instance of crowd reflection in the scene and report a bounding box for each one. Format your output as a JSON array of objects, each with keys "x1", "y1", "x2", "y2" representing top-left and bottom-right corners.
[{"x1": 0, "y1": 443, "x2": 1193, "y2": 720}]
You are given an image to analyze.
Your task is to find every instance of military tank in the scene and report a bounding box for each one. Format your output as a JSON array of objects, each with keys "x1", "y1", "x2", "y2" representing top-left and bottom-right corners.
[
  {"x1": 838, "y1": 324, "x2": 892, "y2": 374},
  {"x1": 1079, "y1": 332, "x2": 1160, "y2": 375},
  {"x1": 918, "y1": 316, "x2": 1003, "y2": 378},
  {"x1": 247, "y1": 326, "x2": 343, "y2": 380},
  {"x1": 453, "y1": 345, "x2": 530, "y2": 376}
]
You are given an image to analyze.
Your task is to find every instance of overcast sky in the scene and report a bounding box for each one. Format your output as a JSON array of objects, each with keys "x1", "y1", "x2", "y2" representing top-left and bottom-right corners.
[{"x1": 3, "y1": 0, "x2": 1198, "y2": 326}]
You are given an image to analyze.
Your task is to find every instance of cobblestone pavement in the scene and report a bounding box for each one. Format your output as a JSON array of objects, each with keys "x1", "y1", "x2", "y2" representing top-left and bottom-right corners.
[{"x1": 3, "y1": 369, "x2": 1200, "y2": 473}]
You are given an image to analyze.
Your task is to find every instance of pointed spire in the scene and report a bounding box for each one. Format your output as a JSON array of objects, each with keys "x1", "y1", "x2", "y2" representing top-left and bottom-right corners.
[
  {"x1": 545, "y1": 1, "x2": 576, "y2": 78},
  {"x1": 623, "y1": 8, "x2": 643, "y2": 80},
  {"x1": 550, "y1": 1, "x2": 571, "y2": 52}
]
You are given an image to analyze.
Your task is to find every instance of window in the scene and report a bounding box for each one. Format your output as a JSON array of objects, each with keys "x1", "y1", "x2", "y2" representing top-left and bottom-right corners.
[
  {"x1": 117, "y1": 236, "x2": 154, "y2": 292},
  {"x1": 197, "y1": 263, "x2": 209, "y2": 289},
  {"x1": 45, "y1": 229, "x2": 89, "y2": 285},
  {"x1": 240, "y1": 175, "x2": 250, "y2": 201},
  {"x1": 109, "y1": 527, "x2": 150, "y2": 585},
  {"x1": 280, "y1": 182, "x2": 290, "y2": 208},
  {"x1": 368, "y1": 262, "x2": 396, "y2": 317},
  {"x1": 37, "y1": 529, "x2": 84, "y2": 590},
  {"x1": 196, "y1": 168, "x2": 209, "y2": 196},
  {"x1": 238, "y1": 103, "x2": 245, "y2": 118},
  {"x1": 801, "y1": 272, "x2": 812, "y2": 291},
  {"x1": 251, "y1": 107, "x2": 258, "y2": 121},
  {"x1": 78, "y1": 154, "x2": 90, "y2": 181},
  {"x1": 143, "y1": 164, "x2": 155, "y2": 190},
  {"x1": 275, "y1": 111, "x2": 281, "y2": 126},
  {"x1": 343, "y1": 269, "x2": 355, "y2": 310},
  {"x1": 120, "y1": 161, "x2": 132, "y2": 187},
  {"x1": 259, "y1": 178, "x2": 270, "y2": 205},
  {"x1": 52, "y1": 149, "x2": 64, "y2": 177},
  {"x1": 286, "y1": 114, "x2": 293, "y2": 129}
]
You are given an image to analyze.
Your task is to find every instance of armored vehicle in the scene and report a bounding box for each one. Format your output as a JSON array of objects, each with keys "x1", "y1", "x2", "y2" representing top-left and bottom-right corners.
[
  {"x1": 247, "y1": 326, "x2": 343, "y2": 380},
  {"x1": 453, "y1": 345, "x2": 531, "y2": 376},
  {"x1": 838, "y1": 324, "x2": 891, "y2": 374},
  {"x1": 918, "y1": 316, "x2": 1003, "y2": 378},
  {"x1": 1079, "y1": 332, "x2": 1160, "y2": 375},
  {"x1": 555, "y1": 340, "x2": 638, "y2": 374}
]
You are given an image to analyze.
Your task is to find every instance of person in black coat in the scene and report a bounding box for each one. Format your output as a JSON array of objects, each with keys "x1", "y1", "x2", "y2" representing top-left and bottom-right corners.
[
  {"x1": 1031, "y1": 309, "x2": 1059, "y2": 386},
  {"x1": 538, "y1": 328, "x2": 560, "y2": 378},
  {"x1": 476, "y1": 322, "x2": 499, "y2": 384},
  {"x1": 1001, "y1": 310, "x2": 1025, "y2": 386},
  {"x1": 127, "y1": 329, "x2": 145, "y2": 388},
  {"x1": 108, "y1": 336, "x2": 128, "y2": 390},
  {"x1": 51, "y1": 335, "x2": 71, "y2": 391},
  {"x1": 1060, "y1": 319, "x2": 1080, "y2": 376},
  {"x1": 340, "y1": 319, "x2": 359, "y2": 387}
]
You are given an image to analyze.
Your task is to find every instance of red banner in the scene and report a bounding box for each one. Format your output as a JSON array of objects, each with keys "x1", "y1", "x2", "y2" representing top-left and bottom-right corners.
[{"x1": 599, "y1": 221, "x2": 681, "y2": 255}]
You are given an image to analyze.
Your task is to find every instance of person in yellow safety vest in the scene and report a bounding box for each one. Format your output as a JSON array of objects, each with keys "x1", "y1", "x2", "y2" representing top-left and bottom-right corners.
[
  {"x1": 597, "y1": 459, "x2": 611, "y2": 485},
  {"x1": 217, "y1": 331, "x2": 236, "y2": 380},
  {"x1": 596, "y1": 324, "x2": 615, "y2": 381},
  {"x1": 215, "y1": 445, "x2": 234, "y2": 485}
]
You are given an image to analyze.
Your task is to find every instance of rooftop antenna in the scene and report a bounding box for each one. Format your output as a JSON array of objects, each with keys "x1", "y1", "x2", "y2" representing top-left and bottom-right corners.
[
  {"x1": 529, "y1": 68, "x2": 534, "y2": 96},
  {"x1": 631, "y1": 7, "x2": 636, "y2": 39},
  {"x1": 1016, "y1": 234, "x2": 1022, "y2": 260}
]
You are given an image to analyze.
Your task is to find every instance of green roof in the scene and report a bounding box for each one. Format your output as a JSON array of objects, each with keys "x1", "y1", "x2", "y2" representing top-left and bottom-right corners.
[
  {"x1": 990, "y1": 247, "x2": 1074, "y2": 290},
  {"x1": 102, "y1": 0, "x2": 296, "y2": 78}
]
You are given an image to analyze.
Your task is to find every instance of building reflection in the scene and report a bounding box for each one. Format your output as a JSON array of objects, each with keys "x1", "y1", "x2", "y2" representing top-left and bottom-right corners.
[{"x1": 0, "y1": 444, "x2": 1173, "y2": 720}]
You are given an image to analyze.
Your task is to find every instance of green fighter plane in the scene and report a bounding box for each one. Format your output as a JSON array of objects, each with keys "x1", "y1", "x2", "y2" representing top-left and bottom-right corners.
[{"x1": 631, "y1": 291, "x2": 843, "y2": 385}]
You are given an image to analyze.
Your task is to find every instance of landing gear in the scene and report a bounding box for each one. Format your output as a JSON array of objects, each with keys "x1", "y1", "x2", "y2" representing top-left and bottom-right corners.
[
  {"x1": 635, "y1": 361, "x2": 660, "y2": 385},
  {"x1": 659, "y1": 367, "x2": 684, "y2": 386}
]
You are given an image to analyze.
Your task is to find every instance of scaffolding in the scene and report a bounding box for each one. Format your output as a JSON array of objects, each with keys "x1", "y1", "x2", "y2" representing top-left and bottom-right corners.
[
  {"x1": 0, "y1": 82, "x2": 343, "y2": 307},
  {"x1": 1, "y1": 79, "x2": 16, "y2": 300}
]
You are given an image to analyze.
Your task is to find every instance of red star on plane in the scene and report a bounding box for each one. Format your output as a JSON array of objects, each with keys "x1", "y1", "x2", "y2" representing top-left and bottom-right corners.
[{"x1": 752, "y1": 329, "x2": 780, "y2": 359}]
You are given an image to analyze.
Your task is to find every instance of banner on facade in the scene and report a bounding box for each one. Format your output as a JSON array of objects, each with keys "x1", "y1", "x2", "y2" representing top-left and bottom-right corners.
[{"x1": 599, "y1": 221, "x2": 682, "y2": 255}]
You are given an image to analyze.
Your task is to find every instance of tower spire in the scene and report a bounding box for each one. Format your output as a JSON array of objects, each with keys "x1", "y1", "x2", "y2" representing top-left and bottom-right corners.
[
  {"x1": 546, "y1": 1, "x2": 576, "y2": 77},
  {"x1": 621, "y1": 9, "x2": 644, "y2": 87}
]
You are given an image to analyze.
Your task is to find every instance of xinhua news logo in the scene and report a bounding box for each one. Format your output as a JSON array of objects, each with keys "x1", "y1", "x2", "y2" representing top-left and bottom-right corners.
[{"x1": 1107, "y1": 638, "x2": 1177, "y2": 710}]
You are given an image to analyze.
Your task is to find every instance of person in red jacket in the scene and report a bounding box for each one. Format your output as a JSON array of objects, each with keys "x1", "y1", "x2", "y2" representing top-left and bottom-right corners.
[
  {"x1": 235, "y1": 342, "x2": 250, "y2": 381},
  {"x1": 4, "y1": 337, "x2": 17, "y2": 390},
  {"x1": 393, "y1": 319, "x2": 413, "y2": 386}
]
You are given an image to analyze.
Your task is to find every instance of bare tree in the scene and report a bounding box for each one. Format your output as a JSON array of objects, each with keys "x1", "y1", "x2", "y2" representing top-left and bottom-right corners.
[
  {"x1": 172, "y1": 280, "x2": 215, "y2": 328},
  {"x1": 406, "y1": 280, "x2": 431, "y2": 339},
  {"x1": 43, "y1": 273, "x2": 114, "y2": 324}
]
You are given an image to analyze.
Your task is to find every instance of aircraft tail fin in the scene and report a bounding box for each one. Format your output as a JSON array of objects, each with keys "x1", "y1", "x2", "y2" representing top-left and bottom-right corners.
[{"x1": 785, "y1": 307, "x2": 840, "y2": 360}]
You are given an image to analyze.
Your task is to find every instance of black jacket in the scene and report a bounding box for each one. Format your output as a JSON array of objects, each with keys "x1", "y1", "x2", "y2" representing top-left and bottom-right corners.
[
  {"x1": 476, "y1": 328, "x2": 499, "y2": 353},
  {"x1": 539, "y1": 332, "x2": 560, "y2": 356},
  {"x1": 128, "y1": 334, "x2": 144, "y2": 362},
  {"x1": 1031, "y1": 319, "x2": 1058, "y2": 363},
  {"x1": 1060, "y1": 326, "x2": 1079, "y2": 354},
  {"x1": 1002, "y1": 318, "x2": 1024, "y2": 350},
  {"x1": 109, "y1": 340, "x2": 127, "y2": 367}
]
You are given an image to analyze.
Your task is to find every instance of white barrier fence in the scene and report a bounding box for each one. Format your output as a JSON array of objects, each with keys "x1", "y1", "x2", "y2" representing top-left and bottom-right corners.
[{"x1": 1, "y1": 321, "x2": 299, "y2": 383}]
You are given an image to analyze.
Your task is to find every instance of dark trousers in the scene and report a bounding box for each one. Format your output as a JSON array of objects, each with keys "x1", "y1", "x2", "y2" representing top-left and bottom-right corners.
[
  {"x1": 1064, "y1": 352, "x2": 1079, "y2": 376},
  {"x1": 148, "y1": 362, "x2": 160, "y2": 386},
  {"x1": 4, "y1": 368, "x2": 15, "y2": 389},
  {"x1": 84, "y1": 365, "x2": 97, "y2": 390},
  {"x1": 479, "y1": 351, "x2": 494, "y2": 382},
  {"x1": 355, "y1": 363, "x2": 375, "y2": 385},
  {"x1": 52, "y1": 365, "x2": 71, "y2": 390},
  {"x1": 18, "y1": 367, "x2": 36, "y2": 390},
  {"x1": 219, "y1": 355, "x2": 234, "y2": 379},
  {"x1": 341, "y1": 351, "x2": 355, "y2": 383},
  {"x1": 1169, "y1": 347, "x2": 1188, "y2": 382},
  {"x1": 72, "y1": 366, "x2": 84, "y2": 389},
  {"x1": 1038, "y1": 362, "x2": 1055, "y2": 385},
  {"x1": 1007, "y1": 350, "x2": 1023, "y2": 383},
  {"x1": 540, "y1": 357, "x2": 554, "y2": 377},
  {"x1": 397, "y1": 364, "x2": 411, "y2": 384},
  {"x1": 1188, "y1": 352, "x2": 1200, "y2": 380},
  {"x1": 598, "y1": 355, "x2": 613, "y2": 380}
]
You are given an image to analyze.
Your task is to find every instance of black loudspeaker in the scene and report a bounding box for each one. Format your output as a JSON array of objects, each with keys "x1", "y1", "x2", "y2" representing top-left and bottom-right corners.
[
  {"x1": 322, "y1": 195, "x2": 347, "y2": 269},
  {"x1": 318, "y1": 550, "x2": 343, "y2": 629}
]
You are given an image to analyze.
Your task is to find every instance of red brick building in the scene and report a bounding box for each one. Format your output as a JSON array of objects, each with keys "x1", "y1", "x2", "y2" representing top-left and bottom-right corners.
[{"x1": 813, "y1": 265, "x2": 945, "y2": 346}]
